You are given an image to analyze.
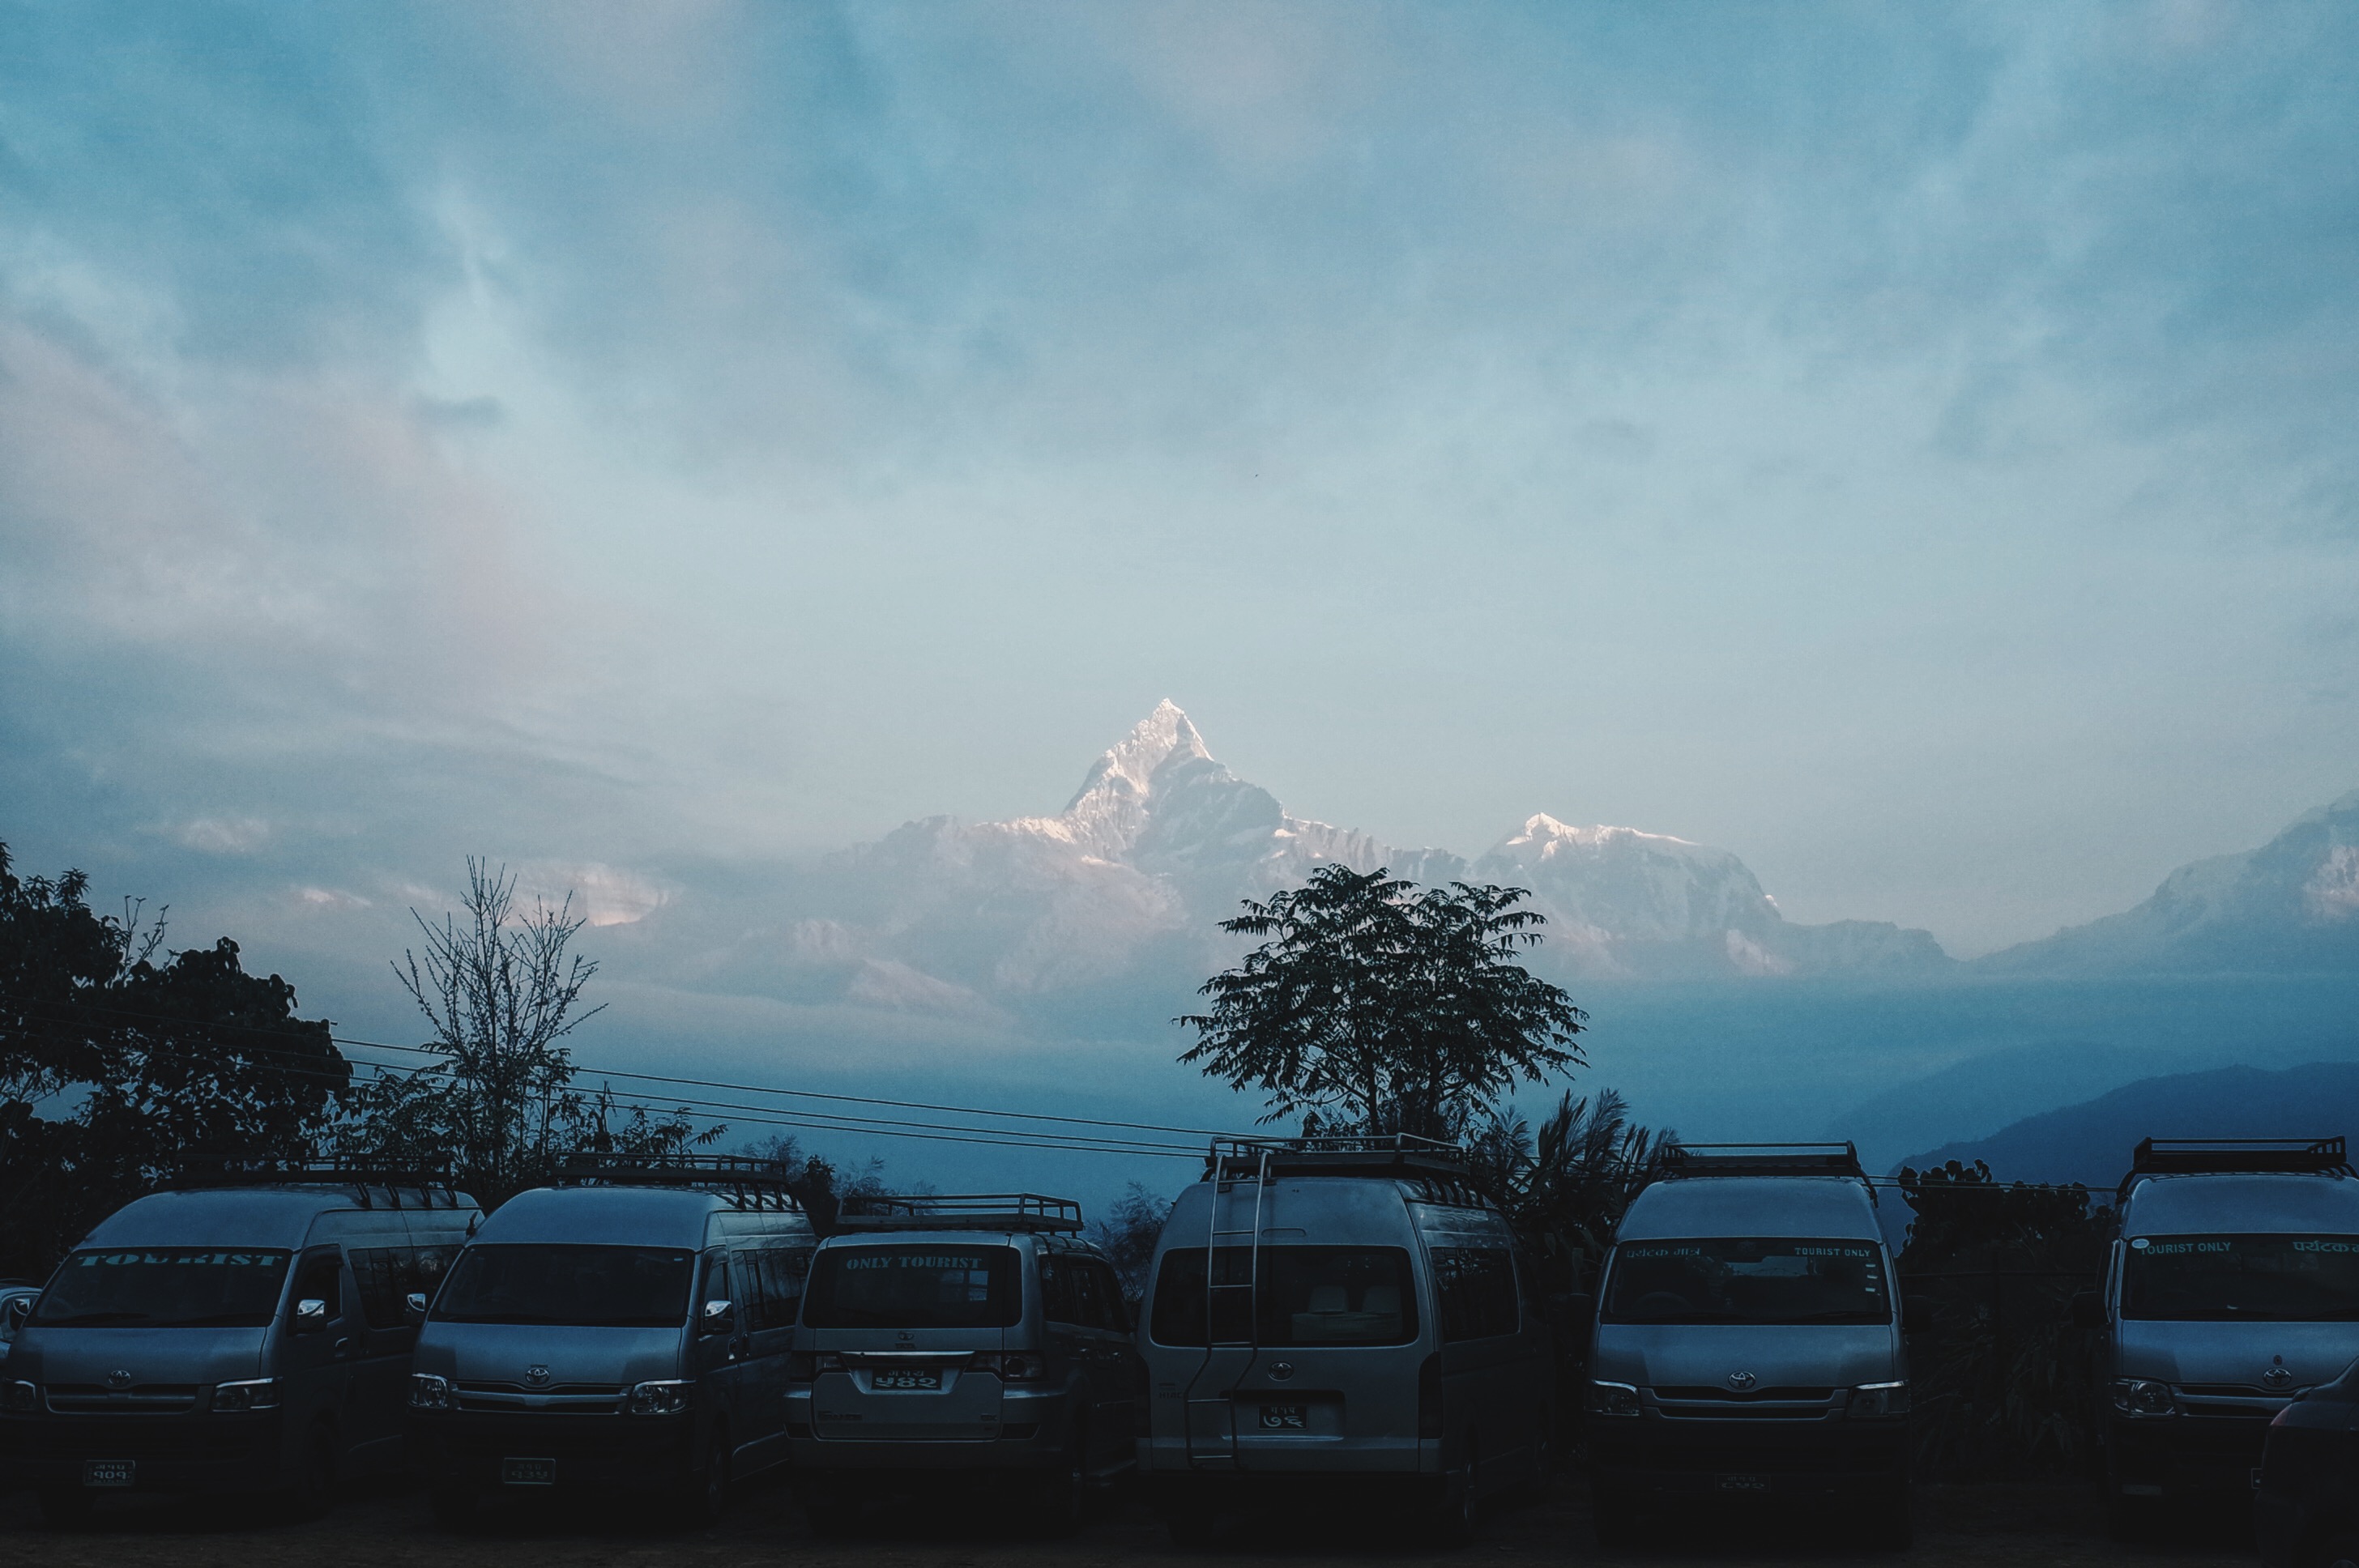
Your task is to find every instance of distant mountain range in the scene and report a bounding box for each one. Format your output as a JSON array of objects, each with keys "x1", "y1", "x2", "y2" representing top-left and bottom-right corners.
[
  {"x1": 645, "y1": 703, "x2": 2356, "y2": 1029},
  {"x1": 1896, "y1": 1061, "x2": 2359, "y2": 1189}
]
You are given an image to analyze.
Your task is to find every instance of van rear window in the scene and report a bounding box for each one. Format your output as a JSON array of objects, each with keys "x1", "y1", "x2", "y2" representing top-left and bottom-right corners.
[
  {"x1": 1151, "y1": 1246, "x2": 1418, "y2": 1346},
  {"x1": 801, "y1": 1246, "x2": 1021, "y2": 1329},
  {"x1": 32, "y1": 1249, "x2": 293, "y2": 1329}
]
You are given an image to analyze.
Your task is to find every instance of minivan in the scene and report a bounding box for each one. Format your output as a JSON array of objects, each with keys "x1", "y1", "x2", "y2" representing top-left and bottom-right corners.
[
  {"x1": 1137, "y1": 1137, "x2": 1553, "y2": 1546},
  {"x1": 0, "y1": 1165, "x2": 479, "y2": 1523},
  {"x1": 406, "y1": 1154, "x2": 815, "y2": 1526},
  {"x1": 1584, "y1": 1143, "x2": 1913, "y2": 1549},
  {"x1": 2080, "y1": 1136, "x2": 2359, "y2": 1533},
  {"x1": 786, "y1": 1193, "x2": 1141, "y2": 1536}
]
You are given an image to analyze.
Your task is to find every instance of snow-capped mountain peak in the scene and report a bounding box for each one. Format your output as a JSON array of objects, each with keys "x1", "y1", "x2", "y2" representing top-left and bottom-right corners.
[{"x1": 1053, "y1": 699, "x2": 1214, "y2": 859}]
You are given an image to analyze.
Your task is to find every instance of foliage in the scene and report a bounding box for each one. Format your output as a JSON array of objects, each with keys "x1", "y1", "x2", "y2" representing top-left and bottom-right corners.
[
  {"x1": 741, "y1": 1131, "x2": 895, "y2": 1234},
  {"x1": 0, "y1": 843, "x2": 348, "y2": 1279},
  {"x1": 1896, "y1": 1158, "x2": 2110, "y2": 1480},
  {"x1": 1179, "y1": 865, "x2": 1585, "y2": 1141},
  {"x1": 1087, "y1": 1181, "x2": 1175, "y2": 1306},
  {"x1": 337, "y1": 859, "x2": 712, "y2": 1204},
  {"x1": 1469, "y1": 1088, "x2": 1674, "y2": 1295}
]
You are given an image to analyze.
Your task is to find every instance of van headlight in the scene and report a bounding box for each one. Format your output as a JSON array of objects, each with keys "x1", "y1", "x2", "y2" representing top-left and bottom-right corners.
[
  {"x1": 1847, "y1": 1381, "x2": 1909, "y2": 1419},
  {"x1": 407, "y1": 1374, "x2": 452, "y2": 1411},
  {"x1": 2, "y1": 1380, "x2": 35, "y2": 1414},
  {"x1": 2110, "y1": 1378, "x2": 2176, "y2": 1418},
  {"x1": 625, "y1": 1380, "x2": 691, "y2": 1416},
  {"x1": 1587, "y1": 1380, "x2": 1641, "y2": 1418},
  {"x1": 212, "y1": 1378, "x2": 279, "y2": 1412}
]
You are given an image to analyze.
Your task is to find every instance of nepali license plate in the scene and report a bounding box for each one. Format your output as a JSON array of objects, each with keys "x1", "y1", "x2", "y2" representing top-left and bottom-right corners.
[
  {"x1": 501, "y1": 1457, "x2": 557, "y2": 1486},
  {"x1": 1259, "y1": 1404, "x2": 1307, "y2": 1430},
  {"x1": 1717, "y1": 1473, "x2": 1770, "y2": 1493},
  {"x1": 872, "y1": 1369, "x2": 942, "y2": 1391},
  {"x1": 82, "y1": 1459, "x2": 135, "y2": 1489}
]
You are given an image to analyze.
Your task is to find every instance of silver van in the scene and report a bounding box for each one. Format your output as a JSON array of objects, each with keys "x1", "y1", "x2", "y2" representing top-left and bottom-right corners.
[
  {"x1": 1584, "y1": 1144, "x2": 1913, "y2": 1549},
  {"x1": 1137, "y1": 1138, "x2": 1553, "y2": 1546},
  {"x1": 786, "y1": 1194, "x2": 1141, "y2": 1536},
  {"x1": 2080, "y1": 1136, "x2": 2359, "y2": 1530},
  {"x1": 0, "y1": 1165, "x2": 479, "y2": 1524},
  {"x1": 406, "y1": 1155, "x2": 815, "y2": 1527}
]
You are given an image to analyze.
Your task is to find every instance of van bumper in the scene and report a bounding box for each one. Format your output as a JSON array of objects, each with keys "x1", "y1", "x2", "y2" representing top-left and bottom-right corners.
[
  {"x1": 2106, "y1": 1413, "x2": 2273, "y2": 1500},
  {"x1": 786, "y1": 1386, "x2": 1075, "y2": 1472},
  {"x1": 407, "y1": 1411, "x2": 697, "y2": 1493},
  {"x1": 0, "y1": 1412, "x2": 287, "y2": 1494},
  {"x1": 1588, "y1": 1417, "x2": 1907, "y2": 1502}
]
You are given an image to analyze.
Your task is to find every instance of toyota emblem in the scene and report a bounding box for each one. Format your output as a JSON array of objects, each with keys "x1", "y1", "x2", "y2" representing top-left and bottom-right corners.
[
  {"x1": 523, "y1": 1365, "x2": 552, "y2": 1388},
  {"x1": 1268, "y1": 1362, "x2": 1295, "y2": 1383},
  {"x1": 2263, "y1": 1361, "x2": 2294, "y2": 1390},
  {"x1": 104, "y1": 1370, "x2": 133, "y2": 1391},
  {"x1": 1727, "y1": 1370, "x2": 1758, "y2": 1391}
]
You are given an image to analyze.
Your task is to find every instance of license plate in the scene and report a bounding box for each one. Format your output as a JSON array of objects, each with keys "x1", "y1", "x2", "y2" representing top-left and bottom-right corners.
[
  {"x1": 501, "y1": 1457, "x2": 557, "y2": 1486},
  {"x1": 82, "y1": 1459, "x2": 134, "y2": 1489},
  {"x1": 1259, "y1": 1404, "x2": 1307, "y2": 1430},
  {"x1": 1718, "y1": 1473, "x2": 1770, "y2": 1493},
  {"x1": 871, "y1": 1370, "x2": 942, "y2": 1391}
]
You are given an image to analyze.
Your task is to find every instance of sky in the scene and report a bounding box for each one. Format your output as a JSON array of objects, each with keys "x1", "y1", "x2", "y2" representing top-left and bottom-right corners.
[{"x1": 5, "y1": 0, "x2": 2359, "y2": 982}]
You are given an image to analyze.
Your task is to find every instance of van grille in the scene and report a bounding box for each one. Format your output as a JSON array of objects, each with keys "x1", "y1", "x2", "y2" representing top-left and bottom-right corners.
[
  {"x1": 45, "y1": 1385, "x2": 202, "y2": 1414},
  {"x1": 454, "y1": 1382, "x2": 623, "y2": 1413}
]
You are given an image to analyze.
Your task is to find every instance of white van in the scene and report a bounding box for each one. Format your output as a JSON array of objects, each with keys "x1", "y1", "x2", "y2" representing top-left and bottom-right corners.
[{"x1": 1137, "y1": 1138, "x2": 1552, "y2": 1545}]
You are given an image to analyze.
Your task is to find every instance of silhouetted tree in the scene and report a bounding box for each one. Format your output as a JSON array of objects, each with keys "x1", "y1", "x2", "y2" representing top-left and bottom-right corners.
[
  {"x1": 0, "y1": 843, "x2": 348, "y2": 1277},
  {"x1": 1470, "y1": 1088, "x2": 1674, "y2": 1292},
  {"x1": 1087, "y1": 1182, "x2": 1175, "y2": 1309},
  {"x1": 1180, "y1": 866, "x2": 1585, "y2": 1141},
  {"x1": 1896, "y1": 1158, "x2": 2110, "y2": 1479},
  {"x1": 339, "y1": 859, "x2": 710, "y2": 1204}
]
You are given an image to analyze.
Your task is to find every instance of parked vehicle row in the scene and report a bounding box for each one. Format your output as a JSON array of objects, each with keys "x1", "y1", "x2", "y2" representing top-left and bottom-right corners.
[{"x1": 5, "y1": 1133, "x2": 2359, "y2": 1557}]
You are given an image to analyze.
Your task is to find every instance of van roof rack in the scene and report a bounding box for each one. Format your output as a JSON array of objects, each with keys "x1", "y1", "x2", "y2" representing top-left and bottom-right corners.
[
  {"x1": 1658, "y1": 1143, "x2": 1866, "y2": 1180},
  {"x1": 1204, "y1": 1134, "x2": 1473, "y2": 1183},
  {"x1": 834, "y1": 1194, "x2": 1083, "y2": 1234},
  {"x1": 2117, "y1": 1136, "x2": 2351, "y2": 1204},
  {"x1": 163, "y1": 1162, "x2": 467, "y2": 1209},
  {"x1": 557, "y1": 1153, "x2": 806, "y2": 1212}
]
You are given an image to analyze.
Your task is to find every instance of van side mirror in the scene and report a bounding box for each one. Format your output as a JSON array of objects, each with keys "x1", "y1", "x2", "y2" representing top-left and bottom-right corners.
[
  {"x1": 293, "y1": 1298, "x2": 329, "y2": 1333},
  {"x1": 697, "y1": 1299, "x2": 735, "y2": 1336},
  {"x1": 1902, "y1": 1296, "x2": 1935, "y2": 1335},
  {"x1": 403, "y1": 1292, "x2": 429, "y2": 1324},
  {"x1": 2070, "y1": 1290, "x2": 2105, "y2": 1331},
  {"x1": 2, "y1": 1297, "x2": 30, "y2": 1335}
]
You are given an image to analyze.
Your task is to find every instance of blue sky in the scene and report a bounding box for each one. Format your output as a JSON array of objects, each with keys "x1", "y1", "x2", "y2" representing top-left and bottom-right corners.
[{"x1": 4, "y1": 0, "x2": 2357, "y2": 975}]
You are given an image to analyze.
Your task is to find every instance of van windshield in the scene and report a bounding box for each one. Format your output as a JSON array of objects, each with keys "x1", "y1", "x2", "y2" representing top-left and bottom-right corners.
[
  {"x1": 2123, "y1": 1235, "x2": 2359, "y2": 1321},
  {"x1": 1150, "y1": 1246, "x2": 1419, "y2": 1346},
  {"x1": 432, "y1": 1245, "x2": 696, "y2": 1327},
  {"x1": 1604, "y1": 1238, "x2": 1890, "y2": 1325},
  {"x1": 32, "y1": 1249, "x2": 293, "y2": 1328},
  {"x1": 801, "y1": 1246, "x2": 1021, "y2": 1329}
]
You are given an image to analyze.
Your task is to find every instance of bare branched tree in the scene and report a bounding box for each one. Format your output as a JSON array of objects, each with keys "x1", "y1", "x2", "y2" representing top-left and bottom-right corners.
[
  {"x1": 394, "y1": 859, "x2": 603, "y2": 1195},
  {"x1": 340, "y1": 859, "x2": 710, "y2": 1203}
]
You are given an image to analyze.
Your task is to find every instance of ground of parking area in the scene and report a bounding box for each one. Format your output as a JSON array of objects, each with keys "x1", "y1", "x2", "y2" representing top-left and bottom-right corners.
[{"x1": 0, "y1": 1477, "x2": 2262, "y2": 1566}]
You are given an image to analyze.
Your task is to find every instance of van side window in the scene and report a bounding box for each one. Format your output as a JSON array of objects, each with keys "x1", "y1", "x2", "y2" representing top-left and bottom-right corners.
[
  {"x1": 295, "y1": 1253, "x2": 343, "y2": 1319},
  {"x1": 413, "y1": 1243, "x2": 457, "y2": 1303},
  {"x1": 1040, "y1": 1255, "x2": 1079, "y2": 1325},
  {"x1": 755, "y1": 1246, "x2": 812, "y2": 1328},
  {"x1": 701, "y1": 1254, "x2": 730, "y2": 1309},
  {"x1": 348, "y1": 1246, "x2": 413, "y2": 1329},
  {"x1": 1434, "y1": 1247, "x2": 1518, "y2": 1341},
  {"x1": 1068, "y1": 1257, "x2": 1111, "y2": 1330},
  {"x1": 735, "y1": 1251, "x2": 768, "y2": 1330},
  {"x1": 1081, "y1": 1259, "x2": 1127, "y2": 1331}
]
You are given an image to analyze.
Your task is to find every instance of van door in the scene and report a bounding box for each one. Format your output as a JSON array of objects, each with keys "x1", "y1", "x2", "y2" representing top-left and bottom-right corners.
[
  {"x1": 342, "y1": 1238, "x2": 420, "y2": 1471},
  {"x1": 694, "y1": 1251, "x2": 745, "y2": 1464},
  {"x1": 1073, "y1": 1256, "x2": 1139, "y2": 1471},
  {"x1": 280, "y1": 1247, "x2": 356, "y2": 1474},
  {"x1": 729, "y1": 1243, "x2": 801, "y2": 1472}
]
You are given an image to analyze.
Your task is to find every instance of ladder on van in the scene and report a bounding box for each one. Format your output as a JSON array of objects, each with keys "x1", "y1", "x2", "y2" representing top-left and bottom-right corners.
[{"x1": 1181, "y1": 1142, "x2": 1272, "y2": 1470}]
